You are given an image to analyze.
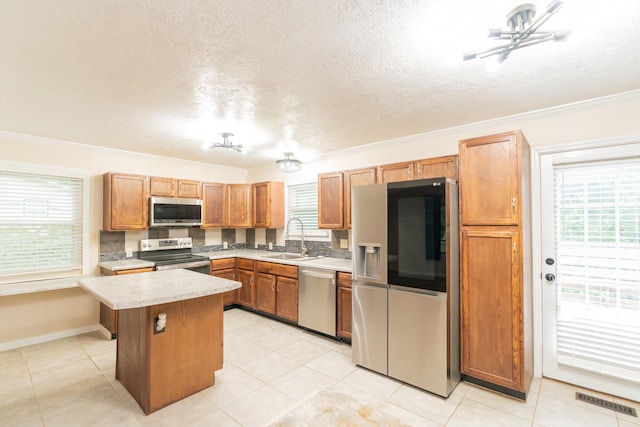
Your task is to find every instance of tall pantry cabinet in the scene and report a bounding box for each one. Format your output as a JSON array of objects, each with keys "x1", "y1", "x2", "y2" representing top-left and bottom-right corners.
[{"x1": 458, "y1": 130, "x2": 532, "y2": 399}]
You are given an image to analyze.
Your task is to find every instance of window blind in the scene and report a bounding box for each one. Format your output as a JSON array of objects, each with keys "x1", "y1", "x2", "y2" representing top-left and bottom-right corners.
[
  {"x1": 554, "y1": 157, "x2": 640, "y2": 381},
  {"x1": 287, "y1": 182, "x2": 321, "y2": 235},
  {"x1": 0, "y1": 170, "x2": 84, "y2": 281}
]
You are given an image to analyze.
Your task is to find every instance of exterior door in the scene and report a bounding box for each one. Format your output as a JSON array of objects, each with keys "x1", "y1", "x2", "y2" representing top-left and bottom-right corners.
[{"x1": 540, "y1": 143, "x2": 640, "y2": 402}]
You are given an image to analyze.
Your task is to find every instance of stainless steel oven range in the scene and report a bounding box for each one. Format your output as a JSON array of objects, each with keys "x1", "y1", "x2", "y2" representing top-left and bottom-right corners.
[{"x1": 138, "y1": 237, "x2": 210, "y2": 274}]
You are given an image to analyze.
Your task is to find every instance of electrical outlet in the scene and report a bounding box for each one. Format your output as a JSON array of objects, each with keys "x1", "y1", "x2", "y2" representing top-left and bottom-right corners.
[
  {"x1": 125, "y1": 247, "x2": 133, "y2": 258},
  {"x1": 255, "y1": 242, "x2": 259, "y2": 249},
  {"x1": 340, "y1": 239, "x2": 349, "y2": 249},
  {"x1": 268, "y1": 242, "x2": 273, "y2": 250},
  {"x1": 223, "y1": 241, "x2": 228, "y2": 249}
]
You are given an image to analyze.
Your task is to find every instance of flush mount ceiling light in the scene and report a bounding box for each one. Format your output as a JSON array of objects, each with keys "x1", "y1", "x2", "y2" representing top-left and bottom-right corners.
[
  {"x1": 463, "y1": 0, "x2": 570, "y2": 69},
  {"x1": 276, "y1": 152, "x2": 302, "y2": 173},
  {"x1": 204, "y1": 132, "x2": 247, "y2": 154}
]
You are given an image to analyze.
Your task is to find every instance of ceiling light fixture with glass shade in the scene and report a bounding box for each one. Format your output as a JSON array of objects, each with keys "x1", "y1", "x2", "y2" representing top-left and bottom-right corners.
[
  {"x1": 204, "y1": 132, "x2": 247, "y2": 154},
  {"x1": 276, "y1": 152, "x2": 302, "y2": 173},
  {"x1": 463, "y1": 0, "x2": 570, "y2": 71}
]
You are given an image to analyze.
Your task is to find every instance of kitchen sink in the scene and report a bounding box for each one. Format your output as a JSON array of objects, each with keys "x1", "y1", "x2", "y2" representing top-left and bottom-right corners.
[{"x1": 263, "y1": 253, "x2": 318, "y2": 261}]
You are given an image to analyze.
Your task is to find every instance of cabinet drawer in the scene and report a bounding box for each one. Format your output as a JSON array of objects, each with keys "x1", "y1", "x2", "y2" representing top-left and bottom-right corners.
[
  {"x1": 210, "y1": 258, "x2": 235, "y2": 271},
  {"x1": 237, "y1": 258, "x2": 254, "y2": 270},
  {"x1": 255, "y1": 261, "x2": 298, "y2": 278},
  {"x1": 336, "y1": 271, "x2": 352, "y2": 288}
]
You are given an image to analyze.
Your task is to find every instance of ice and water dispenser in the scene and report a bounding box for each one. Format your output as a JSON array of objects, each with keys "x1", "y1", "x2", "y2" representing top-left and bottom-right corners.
[{"x1": 355, "y1": 244, "x2": 382, "y2": 279}]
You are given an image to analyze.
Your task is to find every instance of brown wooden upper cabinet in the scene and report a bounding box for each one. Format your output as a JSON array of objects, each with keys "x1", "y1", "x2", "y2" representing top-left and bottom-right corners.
[
  {"x1": 318, "y1": 172, "x2": 344, "y2": 229},
  {"x1": 149, "y1": 177, "x2": 202, "y2": 198},
  {"x1": 227, "y1": 184, "x2": 252, "y2": 227},
  {"x1": 202, "y1": 182, "x2": 227, "y2": 228},
  {"x1": 103, "y1": 172, "x2": 149, "y2": 231},
  {"x1": 459, "y1": 132, "x2": 523, "y2": 226},
  {"x1": 344, "y1": 167, "x2": 377, "y2": 229},
  {"x1": 378, "y1": 156, "x2": 458, "y2": 183},
  {"x1": 149, "y1": 176, "x2": 176, "y2": 197},
  {"x1": 252, "y1": 181, "x2": 284, "y2": 229},
  {"x1": 378, "y1": 161, "x2": 415, "y2": 183},
  {"x1": 415, "y1": 155, "x2": 458, "y2": 181},
  {"x1": 177, "y1": 180, "x2": 202, "y2": 198}
]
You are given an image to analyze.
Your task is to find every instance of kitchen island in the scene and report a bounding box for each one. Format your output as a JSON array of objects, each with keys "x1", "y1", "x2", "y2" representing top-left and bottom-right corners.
[{"x1": 79, "y1": 269, "x2": 241, "y2": 415}]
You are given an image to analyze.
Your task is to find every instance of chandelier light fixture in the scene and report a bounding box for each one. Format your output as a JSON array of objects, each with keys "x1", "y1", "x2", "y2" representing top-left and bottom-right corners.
[
  {"x1": 276, "y1": 152, "x2": 302, "y2": 173},
  {"x1": 204, "y1": 132, "x2": 247, "y2": 154},
  {"x1": 463, "y1": 0, "x2": 570, "y2": 70}
]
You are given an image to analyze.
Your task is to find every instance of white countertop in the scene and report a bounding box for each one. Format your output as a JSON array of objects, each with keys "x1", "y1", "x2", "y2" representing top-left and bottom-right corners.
[
  {"x1": 78, "y1": 269, "x2": 241, "y2": 310},
  {"x1": 198, "y1": 249, "x2": 353, "y2": 273},
  {"x1": 99, "y1": 249, "x2": 353, "y2": 273}
]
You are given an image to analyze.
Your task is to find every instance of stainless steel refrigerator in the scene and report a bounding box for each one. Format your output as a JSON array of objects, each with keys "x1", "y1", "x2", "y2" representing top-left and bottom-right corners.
[{"x1": 351, "y1": 178, "x2": 460, "y2": 398}]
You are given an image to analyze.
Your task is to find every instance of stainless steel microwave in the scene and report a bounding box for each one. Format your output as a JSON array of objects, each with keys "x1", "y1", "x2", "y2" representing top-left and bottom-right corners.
[{"x1": 149, "y1": 197, "x2": 203, "y2": 227}]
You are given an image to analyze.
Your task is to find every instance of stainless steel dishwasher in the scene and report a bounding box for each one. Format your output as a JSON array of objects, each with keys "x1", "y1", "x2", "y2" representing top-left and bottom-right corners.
[{"x1": 298, "y1": 267, "x2": 336, "y2": 336}]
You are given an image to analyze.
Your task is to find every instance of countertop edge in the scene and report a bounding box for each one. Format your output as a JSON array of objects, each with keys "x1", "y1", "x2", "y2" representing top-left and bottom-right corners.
[{"x1": 79, "y1": 271, "x2": 241, "y2": 310}]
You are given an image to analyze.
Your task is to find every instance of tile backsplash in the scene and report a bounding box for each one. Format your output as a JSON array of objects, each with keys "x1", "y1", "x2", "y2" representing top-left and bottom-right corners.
[{"x1": 99, "y1": 229, "x2": 351, "y2": 261}]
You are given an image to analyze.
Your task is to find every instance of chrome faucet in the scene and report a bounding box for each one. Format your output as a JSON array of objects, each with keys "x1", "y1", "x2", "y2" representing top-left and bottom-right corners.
[{"x1": 285, "y1": 217, "x2": 307, "y2": 256}]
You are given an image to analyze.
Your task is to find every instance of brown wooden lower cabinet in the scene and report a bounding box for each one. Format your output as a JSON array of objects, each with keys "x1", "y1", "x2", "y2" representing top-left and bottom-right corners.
[
  {"x1": 275, "y1": 276, "x2": 298, "y2": 322},
  {"x1": 336, "y1": 272, "x2": 353, "y2": 340},
  {"x1": 116, "y1": 293, "x2": 223, "y2": 414},
  {"x1": 255, "y1": 272, "x2": 277, "y2": 315},
  {"x1": 99, "y1": 266, "x2": 154, "y2": 337},
  {"x1": 254, "y1": 261, "x2": 298, "y2": 323},
  {"x1": 460, "y1": 227, "x2": 530, "y2": 396},
  {"x1": 236, "y1": 266, "x2": 255, "y2": 308},
  {"x1": 210, "y1": 258, "x2": 237, "y2": 307}
]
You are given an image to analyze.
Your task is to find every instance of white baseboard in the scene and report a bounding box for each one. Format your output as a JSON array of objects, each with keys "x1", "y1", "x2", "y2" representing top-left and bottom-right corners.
[{"x1": 0, "y1": 324, "x2": 101, "y2": 352}]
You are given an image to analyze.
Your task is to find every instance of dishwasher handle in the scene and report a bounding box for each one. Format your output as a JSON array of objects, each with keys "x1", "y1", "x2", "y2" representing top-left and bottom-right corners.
[{"x1": 300, "y1": 269, "x2": 335, "y2": 280}]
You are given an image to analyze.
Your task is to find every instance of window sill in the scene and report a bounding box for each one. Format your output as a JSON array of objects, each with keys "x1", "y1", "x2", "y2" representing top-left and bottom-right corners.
[{"x1": 0, "y1": 275, "x2": 98, "y2": 297}]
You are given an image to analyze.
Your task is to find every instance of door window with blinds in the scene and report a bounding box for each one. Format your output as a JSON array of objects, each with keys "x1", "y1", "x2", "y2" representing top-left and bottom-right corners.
[
  {"x1": 0, "y1": 164, "x2": 88, "y2": 284},
  {"x1": 286, "y1": 182, "x2": 328, "y2": 238},
  {"x1": 554, "y1": 157, "x2": 640, "y2": 381}
]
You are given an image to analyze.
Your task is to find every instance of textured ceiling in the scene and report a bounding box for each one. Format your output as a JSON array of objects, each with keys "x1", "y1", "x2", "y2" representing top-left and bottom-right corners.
[{"x1": 1, "y1": 1, "x2": 640, "y2": 168}]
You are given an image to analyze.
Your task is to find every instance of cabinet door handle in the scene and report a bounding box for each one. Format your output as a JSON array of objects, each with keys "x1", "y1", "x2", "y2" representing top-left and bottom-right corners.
[
  {"x1": 250, "y1": 278, "x2": 253, "y2": 286},
  {"x1": 271, "y1": 282, "x2": 275, "y2": 291},
  {"x1": 276, "y1": 282, "x2": 280, "y2": 292},
  {"x1": 232, "y1": 273, "x2": 235, "y2": 280},
  {"x1": 512, "y1": 197, "x2": 516, "y2": 214},
  {"x1": 513, "y1": 243, "x2": 517, "y2": 261}
]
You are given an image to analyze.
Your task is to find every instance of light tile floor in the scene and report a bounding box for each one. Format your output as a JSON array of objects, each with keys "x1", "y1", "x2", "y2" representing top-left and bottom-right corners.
[{"x1": 1, "y1": 308, "x2": 638, "y2": 426}]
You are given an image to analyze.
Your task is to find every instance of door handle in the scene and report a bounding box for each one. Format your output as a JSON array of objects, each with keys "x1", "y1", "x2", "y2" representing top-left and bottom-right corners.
[{"x1": 545, "y1": 273, "x2": 556, "y2": 282}]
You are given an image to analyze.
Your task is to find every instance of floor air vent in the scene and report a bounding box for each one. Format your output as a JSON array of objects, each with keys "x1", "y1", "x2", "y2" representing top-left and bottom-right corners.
[{"x1": 575, "y1": 392, "x2": 637, "y2": 417}]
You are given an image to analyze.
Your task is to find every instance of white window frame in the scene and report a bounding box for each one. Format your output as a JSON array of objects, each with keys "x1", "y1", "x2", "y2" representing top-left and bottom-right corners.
[
  {"x1": 286, "y1": 182, "x2": 330, "y2": 241},
  {"x1": 0, "y1": 161, "x2": 90, "y2": 284}
]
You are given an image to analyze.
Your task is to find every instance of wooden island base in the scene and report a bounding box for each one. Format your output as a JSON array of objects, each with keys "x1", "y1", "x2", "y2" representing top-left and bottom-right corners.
[{"x1": 115, "y1": 294, "x2": 223, "y2": 415}]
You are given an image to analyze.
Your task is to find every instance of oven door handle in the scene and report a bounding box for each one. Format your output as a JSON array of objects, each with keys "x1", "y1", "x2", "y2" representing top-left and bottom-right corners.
[{"x1": 155, "y1": 261, "x2": 211, "y2": 271}]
